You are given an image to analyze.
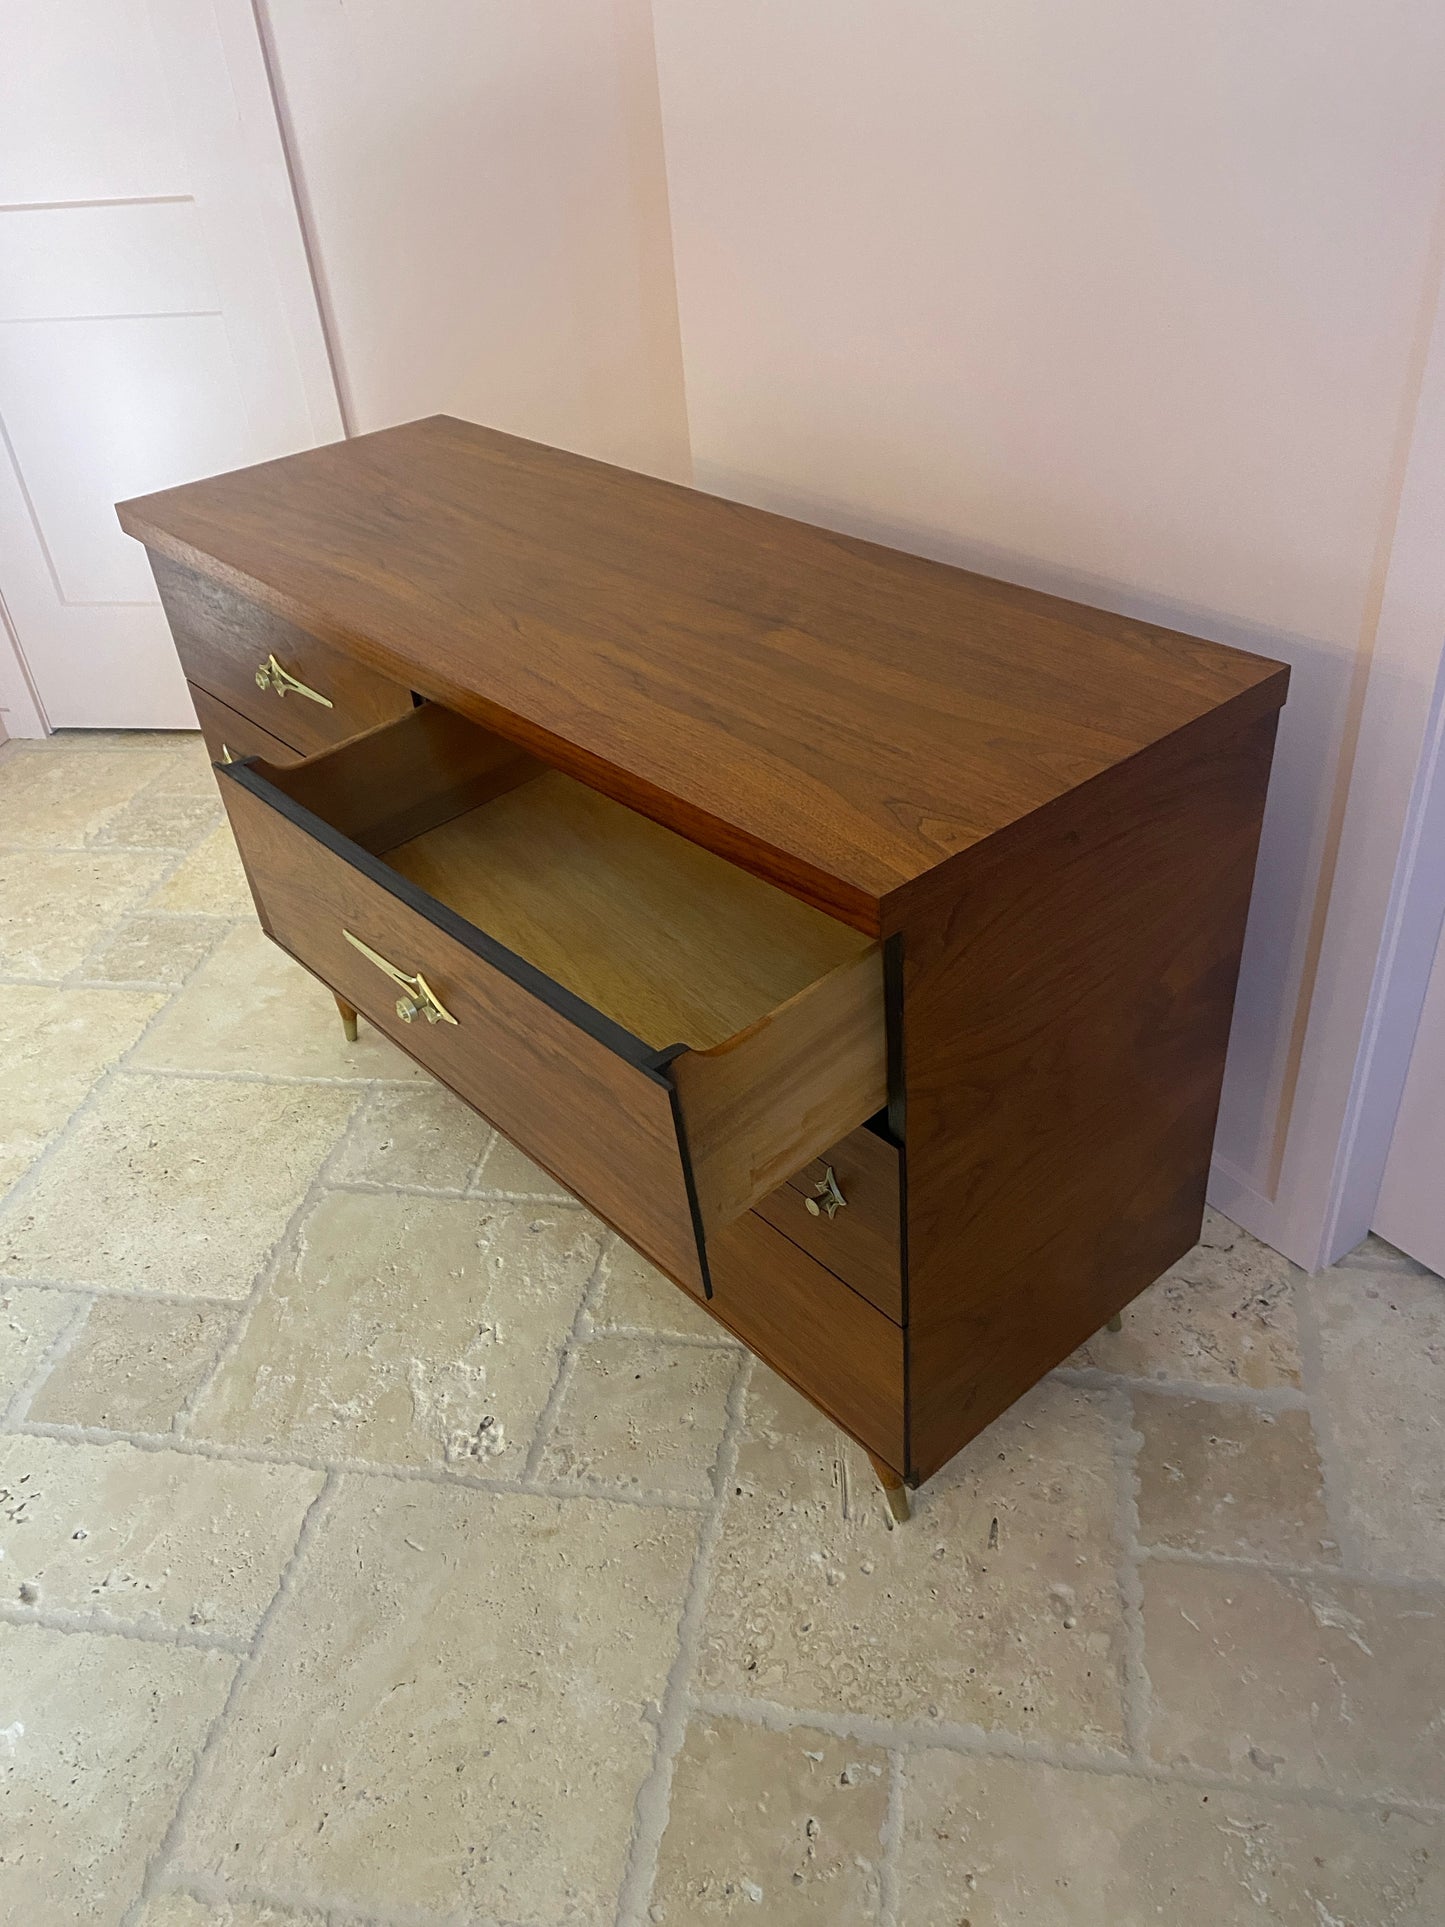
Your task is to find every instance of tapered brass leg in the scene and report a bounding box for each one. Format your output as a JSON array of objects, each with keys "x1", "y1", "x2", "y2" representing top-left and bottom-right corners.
[
  {"x1": 1105, "y1": 1312, "x2": 1123, "y2": 1334},
  {"x1": 866, "y1": 1450, "x2": 911, "y2": 1525},
  {"x1": 334, "y1": 994, "x2": 359, "y2": 1043}
]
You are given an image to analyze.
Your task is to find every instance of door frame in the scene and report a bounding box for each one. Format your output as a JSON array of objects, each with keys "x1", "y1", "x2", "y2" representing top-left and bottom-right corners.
[
  {"x1": 0, "y1": 0, "x2": 342, "y2": 737},
  {"x1": 1210, "y1": 196, "x2": 1445, "y2": 1270}
]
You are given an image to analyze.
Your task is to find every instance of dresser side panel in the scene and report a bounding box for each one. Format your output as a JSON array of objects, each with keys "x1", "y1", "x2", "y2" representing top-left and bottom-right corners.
[{"x1": 902, "y1": 710, "x2": 1280, "y2": 1482}]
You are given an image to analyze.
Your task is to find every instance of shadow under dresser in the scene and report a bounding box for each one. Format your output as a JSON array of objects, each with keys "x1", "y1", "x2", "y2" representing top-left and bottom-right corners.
[{"x1": 117, "y1": 414, "x2": 1290, "y2": 1519}]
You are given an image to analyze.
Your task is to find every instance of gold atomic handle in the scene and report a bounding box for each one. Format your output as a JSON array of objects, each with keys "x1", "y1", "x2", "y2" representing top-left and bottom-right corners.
[
  {"x1": 254, "y1": 653, "x2": 333, "y2": 707},
  {"x1": 805, "y1": 1165, "x2": 847, "y2": 1219},
  {"x1": 342, "y1": 930, "x2": 457, "y2": 1027}
]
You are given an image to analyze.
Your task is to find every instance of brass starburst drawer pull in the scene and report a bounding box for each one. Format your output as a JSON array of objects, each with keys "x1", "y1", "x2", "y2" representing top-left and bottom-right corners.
[
  {"x1": 342, "y1": 929, "x2": 457, "y2": 1027},
  {"x1": 255, "y1": 653, "x2": 333, "y2": 707},
  {"x1": 805, "y1": 1165, "x2": 847, "y2": 1220}
]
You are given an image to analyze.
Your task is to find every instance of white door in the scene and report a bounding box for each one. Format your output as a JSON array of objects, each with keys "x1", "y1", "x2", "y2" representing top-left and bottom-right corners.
[
  {"x1": 0, "y1": 0, "x2": 341, "y2": 732},
  {"x1": 1374, "y1": 919, "x2": 1445, "y2": 1275}
]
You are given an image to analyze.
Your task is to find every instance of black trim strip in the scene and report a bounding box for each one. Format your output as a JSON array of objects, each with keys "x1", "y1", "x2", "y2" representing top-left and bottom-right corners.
[
  {"x1": 654, "y1": 1044, "x2": 714, "y2": 1301},
  {"x1": 220, "y1": 757, "x2": 675, "y2": 1084},
  {"x1": 883, "y1": 930, "x2": 913, "y2": 1482}
]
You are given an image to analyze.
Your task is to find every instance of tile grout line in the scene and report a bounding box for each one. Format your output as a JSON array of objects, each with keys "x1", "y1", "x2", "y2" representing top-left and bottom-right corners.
[
  {"x1": 689, "y1": 1690, "x2": 1445, "y2": 1822},
  {"x1": 0, "y1": 1287, "x2": 94, "y2": 1429},
  {"x1": 1134, "y1": 1543, "x2": 1445, "y2": 1592},
  {"x1": 1111, "y1": 1386, "x2": 1153, "y2": 1765},
  {"x1": 876, "y1": 1749, "x2": 906, "y2": 1927},
  {"x1": 0, "y1": 807, "x2": 211, "y2": 983},
  {"x1": 13, "y1": 1415, "x2": 713, "y2": 1518},
  {"x1": 0, "y1": 1597, "x2": 248, "y2": 1655},
  {"x1": 1290, "y1": 1270, "x2": 1373, "y2": 1573},
  {"x1": 170, "y1": 1084, "x2": 425, "y2": 1441},
  {"x1": 1050, "y1": 1363, "x2": 1310, "y2": 1411},
  {"x1": 0, "y1": 866, "x2": 250, "y2": 1229},
  {"x1": 125, "y1": 1471, "x2": 344, "y2": 1927},
  {"x1": 151, "y1": 1868, "x2": 521, "y2": 1927},
  {"x1": 612, "y1": 1349, "x2": 755, "y2": 1927},
  {"x1": 520, "y1": 1230, "x2": 625, "y2": 1483}
]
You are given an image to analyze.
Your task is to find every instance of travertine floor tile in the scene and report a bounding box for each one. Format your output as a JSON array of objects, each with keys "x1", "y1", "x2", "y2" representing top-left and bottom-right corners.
[
  {"x1": 0, "y1": 743, "x2": 176, "y2": 847},
  {"x1": 137, "y1": 1898, "x2": 325, "y2": 1927},
  {"x1": 77, "y1": 913, "x2": 224, "y2": 989},
  {"x1": 88, "y1": 774, "x2": 221, "y2": 850},
  {"x1": 590, "y1": 1238, "x2": 735, "y2": 1344},
  {"x1": 0, "y1": 1623, "x2": 235, "y2": 1927},
  {"x1": 1132, "y1": 1392, "x2": 1336, "y2": 1564},
  {"x1": 173, "y1": 1479, "x2": 698, "y2": 1923},
  {"x1": 131, "y1": 923, "x2": 423, "y2": 1081},
  {"x1": 0, "y1": 1073, "x2": 356, "y2": 1298},
  {"x1": 189, "y1": 1190, "x2": 603, "y2": 1471},
  {"x1": 0, "y1": 1433, "x2": 321, "y2": 1637},
  {"x1": 0, "y1": 983, "x2": 162, "y2": 1190},
  {"x1": 898, "y1": 1751, "x2": 1445, "y2": 1926},
  {"x1": 0, "y1": 1285, "x2": 80, "y2": 1410},
  {"x1": 699, "y1": 1374, "x2": 1126, "y2": 1747},
  {"x1": 473, "y1": 1126, "x2": 572, "y2": 1197},
  {"x1": 1310, "y1": 1267, "x2": 1445, "y2": 1579},
  {"x1": 652, "y1": 1716, "x2": 887, "y2": 1923},
  {"x1": 28, "y1": 1298, "x2": 234, "y2": 1432},
  {"x1": 539, "y1": 1333, "x2": 736, "y2": 1498},
  {"x1": 1335, "y1": 1231, "x2": 1433, "y2": 1273},
  {"x1": 325, "y1": 1080, "x2": 490, "y2": 1190},
  {"x1": 0, "y1": 847, "x2": 172, "y2": 976},
  {"x1": 1072, "y1": 1210, "x2": 1301, "y2": 1388},
  {"x1": 145, "y1": 823, "x2": 254, "y2": 916},
  {"x1": 1143, "y1": 1562, "x2": 1445, "y2": 1801}
]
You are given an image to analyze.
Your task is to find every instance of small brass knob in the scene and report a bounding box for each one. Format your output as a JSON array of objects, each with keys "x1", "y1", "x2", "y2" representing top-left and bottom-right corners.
[
  {"x1": 255, "y1": 660, "x2": 277, "y2": 692},
  {"x1": 395, "y1": 994, "x2": 421, "y2": 1023},
  {"x1": 805, "y1": 1165, "x2": 847, "y2": 1220}
]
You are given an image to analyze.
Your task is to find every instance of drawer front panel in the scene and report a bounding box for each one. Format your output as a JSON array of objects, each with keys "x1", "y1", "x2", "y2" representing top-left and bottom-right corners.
[
  {"x1": 220, "y1": 770, "x2": 708, "y2": 1296},
  {"x1": 190, "y1": 684, "x2": 301, "y2": 770},
  {"x1": 755, "y1": 1123, "x2": 902, "y2": 1322},
  {"x1": 708, "y1": 1210, "x2": 905, "y2": 1465},
  {"x1": 153, "y1": 552, "x2": 413, "y2": 756}
]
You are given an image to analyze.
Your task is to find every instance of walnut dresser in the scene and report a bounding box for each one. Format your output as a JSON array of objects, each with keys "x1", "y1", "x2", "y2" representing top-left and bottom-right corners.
[{"x1": 117, "y1": 416, "x2": 1289, "y2": 1521}]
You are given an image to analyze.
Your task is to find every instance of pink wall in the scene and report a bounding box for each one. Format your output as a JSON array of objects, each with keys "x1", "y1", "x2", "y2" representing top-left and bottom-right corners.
[
  {"x1": 259, "y1": 0, "x2": 689, "y2": 481},
  {"x1": 649, "y1": 0, "x2": 1445, "y2": 1258}
]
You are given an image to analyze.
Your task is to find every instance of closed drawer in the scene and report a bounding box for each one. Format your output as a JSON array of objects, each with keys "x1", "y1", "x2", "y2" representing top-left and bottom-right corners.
[
  {"x1": 217, "y1": 703, "x2": 889, "y2": 1300},
  {"x1": 152, "y1": 552, "x2": 413, "y2": 756},
  {"x1": 190, "y1": 684, "x2": 302, "y2": 770},
  {"x1": 755, "y1": 1123, "x2": 902, "y2": 1322},
  {"x1": 709, "y1": 1211, "x2": 905, "y2": 1465}
]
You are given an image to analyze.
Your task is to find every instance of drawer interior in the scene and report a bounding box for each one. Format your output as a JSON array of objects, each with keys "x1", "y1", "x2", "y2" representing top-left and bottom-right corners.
[
  {"x1": 385, "y1": 768, "x2": 867, "y2": 1051},
  {"x1": 242, "y1": 702, "x2": 889, "y2": 1227}
]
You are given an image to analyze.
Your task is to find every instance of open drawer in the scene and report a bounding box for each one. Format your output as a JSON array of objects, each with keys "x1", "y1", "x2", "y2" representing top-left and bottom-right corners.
[{"x1": 217, "y1": 704, "x2": 889, "y2": 1297}]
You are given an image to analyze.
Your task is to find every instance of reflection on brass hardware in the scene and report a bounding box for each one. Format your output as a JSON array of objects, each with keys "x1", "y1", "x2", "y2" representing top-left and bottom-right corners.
[
  {"x1": 805, "y1": 1165, "x2": 847, "y2": 1219},
  {"x1": 254, "y1": 653, "x2": 333, "y2": 707},
  {"x1": 342, "y1": 929, "x2": 457, "y2": 1027},
  {"x1": 220, "y1": 744, "x2": 233, "y2": 763}
]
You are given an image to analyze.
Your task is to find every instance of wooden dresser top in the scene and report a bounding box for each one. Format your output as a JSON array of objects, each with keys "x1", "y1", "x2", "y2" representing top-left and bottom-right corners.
[{"x1": 118, "y1": 415, "x2": 1288, "y2": 930}]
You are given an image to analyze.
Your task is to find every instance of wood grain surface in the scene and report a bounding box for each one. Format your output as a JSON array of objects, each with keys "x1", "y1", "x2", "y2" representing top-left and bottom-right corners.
[
  {"x1": 708, "y1": 1208, "x2": 906, "y2": 1464},
  {"x1": 756, "y1": 1123, "x2": 904, "y2": 1322},
  {"x1": 151, "y1": 551, "x2": 413, "y2": 757},
  {"x1": 220, "y1": 764, "x2": 710, "y2": 1297},
  {"x1": 902, "y1": 708, "x2": 1281, "y2": 1481},
  {"x1": 385, "y1": 766, "x2": 871, "y2": 1050},
  {"x1": 189, "y1": 684, "x2": 301, "y2": 770},
  {"x1": 121, "y1": 416, "x2": 1289, "y2": 931}
]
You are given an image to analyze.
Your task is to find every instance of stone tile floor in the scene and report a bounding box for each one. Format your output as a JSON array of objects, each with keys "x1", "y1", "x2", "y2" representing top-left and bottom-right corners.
[{"x1": 1, "y1": 729, "x2": 1443, "y2": 1926}]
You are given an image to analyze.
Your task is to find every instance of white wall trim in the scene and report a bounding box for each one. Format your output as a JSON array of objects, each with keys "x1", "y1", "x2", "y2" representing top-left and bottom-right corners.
[
  {"x1": 0, "y1": 584, "x2": 48, "y2": 738},
  {"x1": 1223, "y1": 182, "x2": 1445, "y2": 1270}
]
